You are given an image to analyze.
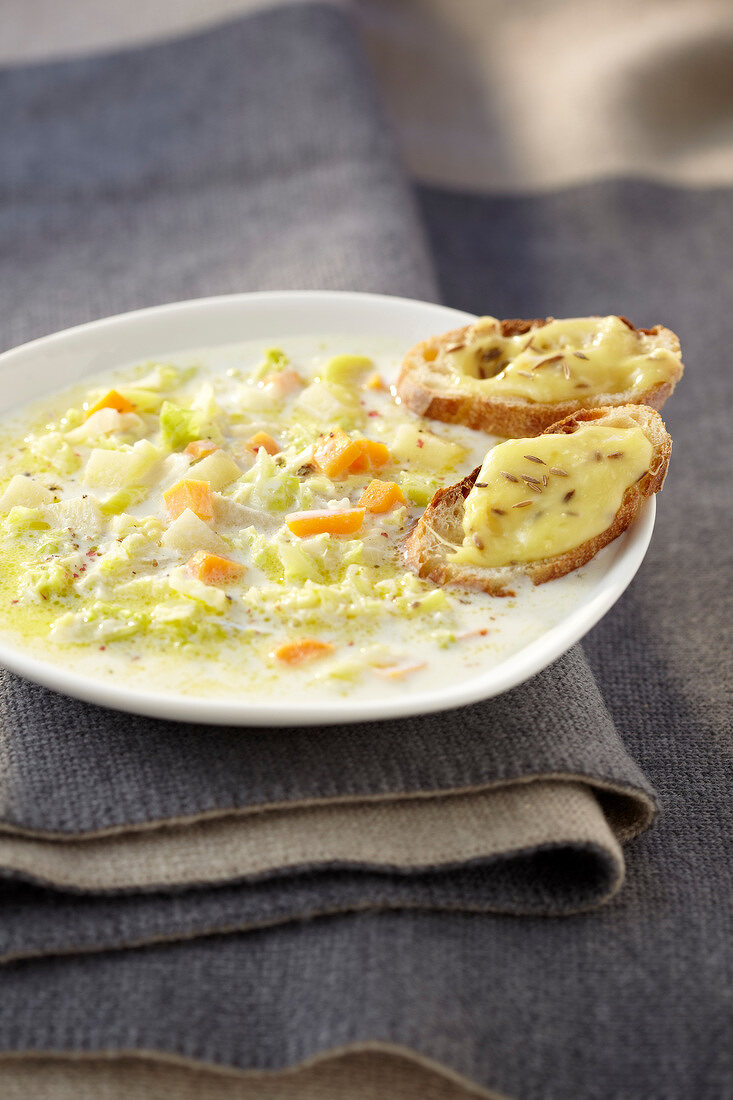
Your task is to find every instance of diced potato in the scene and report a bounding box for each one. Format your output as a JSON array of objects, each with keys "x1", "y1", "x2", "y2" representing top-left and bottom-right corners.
[
  {"x1": 66, "y1": 408, "x2": 143, "y2": 443},
  {"x1": 236, "y1": 386, "x2": 279, "y2": 414},
  {"x1": 212, "y1": 493, "x2": 278, "y2": 532},
  {"x1": 390, "y1": 424, "x2": 465, "y2": 471},
  {"x1": 296, "y1": 381, "x2": 359, "y2": 424},
  {"x1": 188, "y1": 450, "x2": 241, "y2": 491},
  {"x1": 84, "y1": 440, "x2": 160, "y2": 489},
  {"x1": 159, "y1": 452, "x2": 193, "y2": 491},
  {"x1": 0, "y1": 475, "x2": 54, "y2": 511},
  {"x1": 161, "y1": 509, "x2": 227, "y2": 555}
]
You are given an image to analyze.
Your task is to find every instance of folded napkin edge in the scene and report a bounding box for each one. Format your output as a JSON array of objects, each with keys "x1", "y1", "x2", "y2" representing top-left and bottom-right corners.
[
  {"x1": 0, "y1": 1038, "x2": 512, "y2": 1100},
  {"x1": 0, "y1": 772, "x2": 656, "y2": 844}
]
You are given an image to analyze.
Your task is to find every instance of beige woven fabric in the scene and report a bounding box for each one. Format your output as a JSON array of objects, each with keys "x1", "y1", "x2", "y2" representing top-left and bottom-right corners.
[
  {"x1": 359, "y1": 0, "x2": 733, "y2": 190},
  {"x1": 0, "y1": 779, "x2": 625, "y2": 894},
  {"x1": 0, "y1": 1046, "x2": 507, "y2": 1100}
]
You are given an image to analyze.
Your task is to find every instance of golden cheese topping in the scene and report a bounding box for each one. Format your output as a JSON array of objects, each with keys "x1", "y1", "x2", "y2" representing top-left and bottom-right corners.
[
  {"x1": 450, "y1": 424, "x2": 652, "y2": 568},
  {"x1": 444, "y1": 316, "x2": 679, "y2": 403}
]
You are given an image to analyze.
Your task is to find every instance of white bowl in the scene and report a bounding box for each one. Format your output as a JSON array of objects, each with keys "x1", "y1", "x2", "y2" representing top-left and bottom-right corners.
[{"x1": 0, "y1": 291, "x2": 654, "y2": 725}]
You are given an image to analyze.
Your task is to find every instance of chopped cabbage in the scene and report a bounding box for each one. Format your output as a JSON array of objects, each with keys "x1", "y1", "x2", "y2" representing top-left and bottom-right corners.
[
  {"x1": 0, "y1": 507, "x2": 50, "y2": 536},
  {"x1": 168, "y1": 566, "x2": 228, "y2": 612},
  {"x1": 133, "y1": 363, "x2": 196, "y2": 392},
  {"x1": 232, "y1": 450, "x2": 299, "y2": 512},
  {"x1": 323, "y1": 355, "x2": 373, "y2": 384},
  {"x1": 99, "y1": 487, "x2": 150, "y2": 515},
  {"x1": 159, "y1": 402, "x2": 209, "y2": 451},
  {"x1": 249, "y1": 347, "x2": 290, "y2": 383},
  {"x1": 399, "y1": 471, "x2": 441, "y2": 507},
  {"x1": 25, "y1": 431, "x2": 81, "y2": 476}
]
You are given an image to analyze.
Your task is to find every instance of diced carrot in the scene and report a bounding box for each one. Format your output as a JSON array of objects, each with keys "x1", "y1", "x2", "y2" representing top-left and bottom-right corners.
[
  {"x1": 349, "y1": 439, "x2": 391, "y2": 473},
  {"x1": 163, "y1": 479, "x2": 214, "y2": 522},
  {"x1": 313, "y1": 429, "x2": 364, "y2": 477},
  {"x1": 86, "y1": 390, "x2": 136, "y2": 418},
  {"x1": 185, "y1": 439, "x2": 219, "y2": 460},
  {"x1": 359, "y1": 479, "x2": 405, "y2": 513},
  {"x1": 363, "y1": 439, "x2": 390, "y2": 467},
  {"x1": 185, "y1": 550, "x2": 244, "y2": 585},
  {"x1": 246, "y1": 432, "x2": 280, "y2": 455},
  {"x1": 313, "y1": 432, "x2": 392, "y2": 478},
  {"x1": 363, "y1": 372, "x2": 385, "y2": 391},
  {"x1": 286, "y1": 508, "x2": 365, "y2": 537},
  {"x1": 273, "y1": 638, "x2": 335, "y2": 665}
]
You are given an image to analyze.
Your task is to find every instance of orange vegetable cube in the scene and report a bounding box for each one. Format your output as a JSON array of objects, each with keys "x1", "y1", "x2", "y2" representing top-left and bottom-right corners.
[
  {"x1": 86, "y1": 390, "x2": 136, "y2": 418},
  {"x1": 246, "y1": 432, "x2": 280, "y2": 455},
  {"x1": 349, "y1": 438, "x2": 391, "y2": 473},
  {"x1": 359, "y1": 479, "x2": 405, "y2": 513},
  {"x1": 312, "y1": 429, "x2": 364, "y2": 477},
  {"x1": 163, "y1": 479, "x2": 214, "y2": 522},
  {"x1": 286, "y1": 508, "x2": 365, "y2": 537},
  {"x1": 185, "y1": 439, "x2": 219, "y2": 460},
  {"x1": 272, "y1": 638, "x2": 335, "y2": 665},
  {"x1": 185, "y1": 550, "x2": 244, "y2": 585},
  {"x1": 363, "y1": 372, "x2": 385, "y2": 391},
  {"x1": 363, "y1": 439, "x2": 390, "y2": 468}
]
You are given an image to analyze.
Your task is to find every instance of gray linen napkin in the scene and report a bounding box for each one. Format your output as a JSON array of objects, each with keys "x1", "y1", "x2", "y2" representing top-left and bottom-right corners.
[
  {"x1": 0, "y1": 651, "x2": 654, "y2": 961},
  {"x1": 1, "y1": 3, "x2": 729, "y2": 1100}
]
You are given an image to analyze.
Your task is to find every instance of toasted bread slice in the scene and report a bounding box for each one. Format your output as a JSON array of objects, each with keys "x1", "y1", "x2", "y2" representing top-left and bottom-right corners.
[
  {"x1": 397, "y1": 316, "x2": 683, "y2": 437},
  {"x1": 403, "y1": 405, "x2": 671, "y2": 596}
]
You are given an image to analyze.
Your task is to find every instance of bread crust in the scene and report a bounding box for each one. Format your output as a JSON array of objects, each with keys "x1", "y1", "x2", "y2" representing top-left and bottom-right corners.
[
  {"x1": 396, "y1": 317, "x2": 683, "y2": 438},
  {"x1": 403, "y1": 405, "x2": 671, "y2": 596}
]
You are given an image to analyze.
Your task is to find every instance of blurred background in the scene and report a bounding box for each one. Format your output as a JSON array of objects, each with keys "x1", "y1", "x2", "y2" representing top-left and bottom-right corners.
[{"x1": 3, "y1": 0, "x2": 733, "y2": 193}]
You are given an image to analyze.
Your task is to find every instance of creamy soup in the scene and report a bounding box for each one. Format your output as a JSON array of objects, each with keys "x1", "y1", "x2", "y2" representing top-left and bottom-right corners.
[{"x1": 0, "y1": 335, "x2": 627, "y2": 702}]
